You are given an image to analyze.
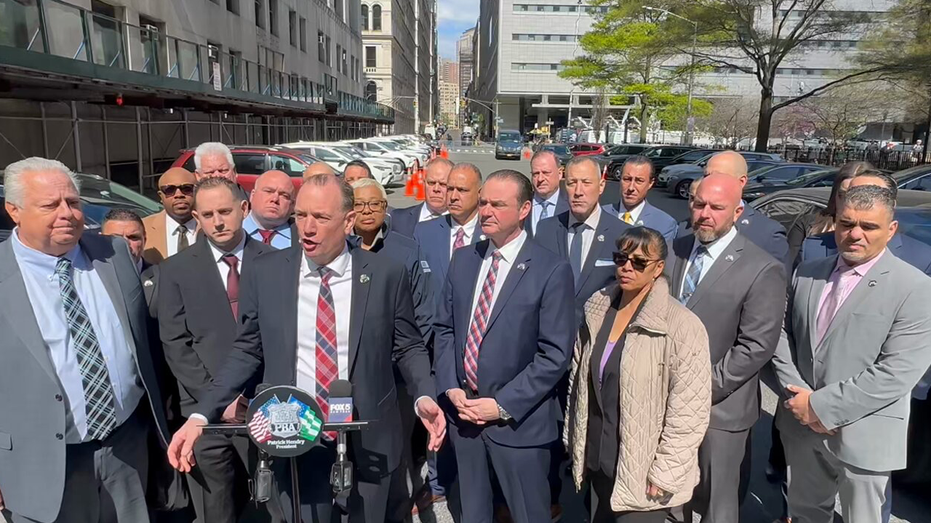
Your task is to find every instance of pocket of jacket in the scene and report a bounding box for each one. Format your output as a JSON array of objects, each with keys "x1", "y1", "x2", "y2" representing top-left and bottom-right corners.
[{"x1": 0, "y1": 431, "x2": 11, "y2": 450}]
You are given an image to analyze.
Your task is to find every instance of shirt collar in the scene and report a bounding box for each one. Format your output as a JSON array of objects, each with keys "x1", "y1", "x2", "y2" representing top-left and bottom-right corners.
[
  {"x1": 302, "y1": 243, "x2": 351, "y2": 278},
  {"x1": 535, "y1": 189, "x2": 561, "y2": 207},
  {"x1": 243, "y1": 213, "x2": 292, "y2": 239},
  {"x1": 419, "y1": 203, "x2": 447, "y2": 221},
  {"x1": 835, "y1": 248, "x2": 886, "y2": 277},
  {"x1": 167, "y1": 213, "x2": 197, "y2": 234},
  {"x1": 489, "y1": 230, "x2": 528, "y2": 264},
  {"x1": 207, "y1": 233, "x2": 247, "y2": 263},
  {"x1": 569, "y1": 207, "x2": 602, "y2": 231},
  {"x1": 452, "y1": 212, "x2": 479, "y2": 234},
  {"x1": 693, "y1": 225, "x2": 738, "y2": 262},
  {"x1": 622, "y1": 199, "x2": 647, "y2": 222},
  {"x1": 10, "y1": 228, "x2": 87, "y2": 277}
]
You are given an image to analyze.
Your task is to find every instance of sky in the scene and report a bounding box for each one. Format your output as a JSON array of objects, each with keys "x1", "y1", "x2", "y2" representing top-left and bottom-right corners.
[{"x1": 437, "y1": 0, "x2": 479, "y2": 60}]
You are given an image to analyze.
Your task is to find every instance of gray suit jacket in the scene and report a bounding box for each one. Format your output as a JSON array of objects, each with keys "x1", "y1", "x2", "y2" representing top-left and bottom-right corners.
[
  {"x1": 0, "y1": 234, "x2": 169, "y2": 523},
  {"x1": 666, "y1": 232, "x2": 787, "y2": 431},
  {"x1": 772, "y1": 252, "x2": 931, "y2": 472}
]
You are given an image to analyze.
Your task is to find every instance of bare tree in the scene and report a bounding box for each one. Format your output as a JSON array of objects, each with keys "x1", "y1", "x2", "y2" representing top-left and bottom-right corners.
[{"x1": 696, "y1": 97, "x2": 759, "y2": 148}]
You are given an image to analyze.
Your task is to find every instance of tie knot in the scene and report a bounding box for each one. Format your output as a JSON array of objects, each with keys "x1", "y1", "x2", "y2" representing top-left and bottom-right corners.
[
  {"x1": 221, "y1": 254, "x2": 239, "y2": 269},
  {"x1": 55, "y1": 256, "x2": 72, "y2": 276},
  {"x1": 572, "y1": 222, "x2": 588, "y2": 232},
  {"x1": 317, "y1": 266, "x2": 333, "y2": 282},
  {"x1": 491, "y1": 250, "x2": 504, "y2": 265},
  {"x1": 696, "y1": 245, "x2": 709, "y2": 256},
  {"x1": 177, "y1": 224, "x2": 188, "y2": 234},
  {"x1": 258, "y1": 229, "x2": 276, "y2": 243}
]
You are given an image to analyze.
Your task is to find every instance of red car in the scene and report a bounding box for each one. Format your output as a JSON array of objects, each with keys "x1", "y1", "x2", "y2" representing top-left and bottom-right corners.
[
  {"x1": 569, "y1": 143, "x2": 607, "y2": 157},
  {"x1": 171, "y1": 145, "x2": 321, "y2": 192}
]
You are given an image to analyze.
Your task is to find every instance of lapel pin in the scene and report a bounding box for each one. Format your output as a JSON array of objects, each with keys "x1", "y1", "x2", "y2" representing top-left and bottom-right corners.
[
  {"x1": 741, "y1": 219, "x2": 750, "y2": 225},
  {"x1": 480, "y1": 234, "x2": 487, "y2": 241},
  {"x1": 725, "y1": 254, "x2": 734, "y2": 262},
  {"x1": 868, "y1": 280, "x2": 877, "y2": 287},
  {"x1": 517, "y1": 263, "x2": 527, "y2": 271},
  {"x1": 597, "y1": 234, "x2": 605, "y2": 242},
  {"x1": 359, "y1": 274, "x2": 370, "y2": 284},
  {"x1": 636, "y1": 220, "x2": 644, "y2": 226},
  {"x1": 143, "y1": 280, "x2": 154, "y2": 287}
]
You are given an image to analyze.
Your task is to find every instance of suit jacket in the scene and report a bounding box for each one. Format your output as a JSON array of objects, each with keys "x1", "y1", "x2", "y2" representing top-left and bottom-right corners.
[
  {"x1": 199, "y1": 244, "x2": 435, "y2": 478},
  {"x1": 157, "y1": 235, "x2": 274, "y2": 416},
  {"x1": 141, "y1": 263, "x2": 159, "y2": 317},
  {"x1": 525, "y1": 190, "x2": 570, "y2": 237},
  {"x1": 799, "y1": 232, "x2": 931, "y2": 276},
  {"x1": 666, "y1": 232, "x2": 786, "y2": 431},
  {"x1": 389, "y1": 203, "x2": 424, "y2": 239},
  {"x1": 602, "y1": 200, "x2": 678, "y2": 242},
  {"x1": 0, "y1": 234, "x2": 169, "y2": 523},
  {"x1": 414, "y1": 214, "x2": 484, "y2": 310},
  {"x1": 434, "y1": 238, "x2": 576, "y2": 447},
  {"x1": 772, "y1": 252, "x2": 931, "y2": 471},
  {"x1": 142, "y1": 210, "x2": 199, "y2": 265},
  {"x1": 535, "y1": 209, "x2": 630, "y2": 322},
  {"x1": 677, "y1": 205, "x2": 789, "y2": 267}
]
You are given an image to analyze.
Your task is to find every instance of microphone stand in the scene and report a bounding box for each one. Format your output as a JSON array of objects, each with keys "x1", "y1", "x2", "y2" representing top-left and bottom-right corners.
[{"x1": 325, "y1": 421, "x2": 369, "y2": 497}]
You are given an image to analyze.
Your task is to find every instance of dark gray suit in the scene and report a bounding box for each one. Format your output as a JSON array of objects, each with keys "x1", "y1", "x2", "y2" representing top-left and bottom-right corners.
[
  {"x1": 666, "y1": 231, "x2": 786, "y2": 523},
  {"x1": 0, "y1": 234, "x2": 169, "y2": 523},
  {"x1": 772, "y1": 252, "x2": 931, "y2": 523}
]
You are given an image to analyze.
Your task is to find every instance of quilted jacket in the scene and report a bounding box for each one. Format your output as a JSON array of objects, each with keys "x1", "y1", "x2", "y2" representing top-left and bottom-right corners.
[{"x1": 565, "y1": 277, "x2": 711, "y2": 513}]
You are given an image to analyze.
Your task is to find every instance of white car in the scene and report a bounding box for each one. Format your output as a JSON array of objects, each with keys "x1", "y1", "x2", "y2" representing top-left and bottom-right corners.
[
  {"x1": 346, "y1": 139, "x2": 420, "y2": 172},
  {"x1": 367, "y1": 137, "x2": 430, "y2": 166},
  {"x1": 281, "y1": 142, "x2": 401, "y2": 185}
]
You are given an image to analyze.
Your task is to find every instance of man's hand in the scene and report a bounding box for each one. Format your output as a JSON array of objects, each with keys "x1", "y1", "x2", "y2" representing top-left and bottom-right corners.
[
  {"x1": 646, "y1": 482, "x2": 667, "y2": 502},
  {"x1": 415, "y1": 397, "x2": 447, "y2": 452},
  {"x1": 167, "y1": 418, "x2": 206, "y2": 473},
  {"x1": 458, "y1": 398, "x2": 500, "y2": 425},
  {"x1": 807, "y1": 420, "x2": 837, "y2": 436},
  {"x1": 221, "y1": 395, "x2": 248, "y2": 423},
  {"x1": 785, "y1": 385, "x2": 818, "y2": 425}
]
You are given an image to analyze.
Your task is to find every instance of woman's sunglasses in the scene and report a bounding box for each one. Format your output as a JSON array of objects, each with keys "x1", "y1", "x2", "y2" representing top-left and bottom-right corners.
[{"x1": 613, "y1": 252, "x2": 659, "y2": 272}]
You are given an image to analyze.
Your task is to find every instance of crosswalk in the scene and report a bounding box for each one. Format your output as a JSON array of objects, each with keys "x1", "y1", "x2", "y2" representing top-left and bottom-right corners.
[{"x1": 448, "y1": 147, "x2": 494, "y2": 155}]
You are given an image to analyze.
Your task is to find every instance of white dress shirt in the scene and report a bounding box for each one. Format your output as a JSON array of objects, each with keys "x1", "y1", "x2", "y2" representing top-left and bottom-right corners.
[
  {"x1": 568, "y1": 208, "x2": 602, "y2": 269},
  {"x1": 296, "y1": 246, "x2": 353, "y2": 397},
  {"x1": 532, "y1": 189, "x2": 562, "y2": 233},
  {"x1": 468, "y1": 230, "x2": 528, "y2": 321},
  {"x1": 679, "y1": 225, "x2": 738, "y2": 298},
  {"x1": 449, "y1": 213, "x2": 480, "y2": 259},
  {"x1": 11, "y1": 231, "x2": 144, "y2": 443},
  {"x1": 207, "y1": 234, "x2": 247, "y2": 291},
  {"x1": 166, "y1": 213, "x2": 198, "y2": 257},
  {"x1": 418, "y1": 203, "x2": 447, "y2": 222},
  {"x1": 620, "y1": 199, "x2": 646, "y2": 224}
]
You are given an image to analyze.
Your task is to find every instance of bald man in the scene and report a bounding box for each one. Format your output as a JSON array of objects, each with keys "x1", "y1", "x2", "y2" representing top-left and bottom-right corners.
[
  {"x1": 697, "y1": 151, "x2": 790, "y2": 265},
  {"x1": 303, "y1": 161, "x2": 337, "y2": 178},
  {"x1": 242, "y1": 170, "x2": 297, "y2": 250},
  {"x1": 143, "y1": 167, "x2": 198, "y2": 264},
  {"x1": 666, "y1": 173, "x2": 787, "y2": 523}
]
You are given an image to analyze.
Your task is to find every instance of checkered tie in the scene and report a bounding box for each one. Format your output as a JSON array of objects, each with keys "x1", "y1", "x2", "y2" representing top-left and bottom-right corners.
[
  {"x1": 680, "y1": 245, "x2": 708, "y2": 304},
  {"x1": 315, "y1": 267, "x2": 338, "y2": 432},
  {"x1": 55, "y1": 257, "x2": 116, "y2": 441},
  {"x1": 464, "y1": 251, "x2": 503, "y2": 392},
  {"x1": 453, "y1": 227, "x2": 466, "y2": 250}
]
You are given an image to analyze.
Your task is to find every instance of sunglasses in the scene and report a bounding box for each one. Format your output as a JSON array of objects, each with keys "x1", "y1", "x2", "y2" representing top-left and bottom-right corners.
[
  {"x1": 613, "y1": 252, "x2": 658, "y2": 272},
  {"x1": 159, "y1": 184, "x2": 195, "y2": 197}
]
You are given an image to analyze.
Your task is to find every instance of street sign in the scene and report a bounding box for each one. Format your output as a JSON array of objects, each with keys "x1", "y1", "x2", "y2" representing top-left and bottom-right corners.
[
  {"x1": 495, "y1": 117, "x2": 504, "y2": 123},
  {"x1": 212, "y1": 62, "x2": 222, "y2": 92}
]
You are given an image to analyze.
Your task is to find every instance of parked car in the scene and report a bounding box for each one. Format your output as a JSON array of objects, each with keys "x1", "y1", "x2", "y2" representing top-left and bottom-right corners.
[
  {"x1": 367, "y1": 137, "x2": 429, "y2": 165},
  {"x1": 460, "y1": 132, "x2": 474, "y2": 146},
  {"x1": 569, "y1": 143, "x2": 607, "y2": 157},
  {"x1": 740, "y1": 164, "x2": 831, "y2": 201},
  {"x1": 172, "y1": 145, "x2": 320, "y2": 192},
  {"x1": 495, "y1": 130, "x2": 524, "y2": 160},
  {"x1": 891, "y1": 164, "x2": 931, "y2": 191},
  {"x1": 345, "y1": 139, "x2": 420, "y2": 172},
  {"x1": 659, "y1": 151, "x2": 785, "y2": 199},
  {"x1": 603, "y1": 145, "x2": 698, "y2": 180},
  {"x1": 1, "y1": 172, "x2": 162, "y2": 241},
  {"x1": 653, "y1": 149, "x2": 719, "y2": 183},
  {"x1": 533, "y1": 143, "x2": 573, "y2": 166},
  {"x1": 282, "y1": 142, "x2": 402, "y2": 185}
]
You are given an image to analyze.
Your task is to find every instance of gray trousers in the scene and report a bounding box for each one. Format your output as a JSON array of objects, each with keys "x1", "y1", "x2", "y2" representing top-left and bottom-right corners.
[
  {"x1": 683, "y1": 427, "x2": 750, "y2": 523},
  {"x1": 6, "y1": 408, "x2": 149, "y2": 523},
  {"x1": 783, "y1": 430, "x2": 889, "y2": 523}
]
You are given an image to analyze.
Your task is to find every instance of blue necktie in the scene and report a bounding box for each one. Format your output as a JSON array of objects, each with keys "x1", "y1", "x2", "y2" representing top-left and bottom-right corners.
[
  {"x1": 680, "y1": 245, "x2": 708, "y2": 304},
  {"x1": 569, "y1": 222, "x2": 587, "y2": 283}
]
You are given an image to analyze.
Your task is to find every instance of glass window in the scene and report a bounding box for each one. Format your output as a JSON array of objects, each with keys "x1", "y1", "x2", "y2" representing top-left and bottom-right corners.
[
  {"x1": 270, "y1": 155, "x2": 306, "y2": 177},
  {"x1": 361, "y1": 4, "x2": 368, "y2": 30},
  {"x1": 365, "y1": 46, "x2": 376, "y2": 68},
  {"x1": 902, "y1": 174, "x2": 931, "y2": 191},
  {"x1": 232, "y1": 153, "x2": 267, "y2": 175},
  {"x1": 755, "y1": 198, "x2": 820, "y2": 230},
  {"x1": 372, "y1": 4, "x2": 382, "y2": 31}
]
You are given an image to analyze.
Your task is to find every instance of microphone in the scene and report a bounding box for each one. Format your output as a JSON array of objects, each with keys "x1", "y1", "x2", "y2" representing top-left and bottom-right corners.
[
  {"x1": 327, "y1": 379, "x2": 353, "y2": 423},
  {"x1": 250, "y1": 383, "x2": 273, "y2": 504}
]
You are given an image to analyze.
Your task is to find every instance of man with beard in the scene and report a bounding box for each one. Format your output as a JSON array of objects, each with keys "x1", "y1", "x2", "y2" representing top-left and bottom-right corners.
[
  {"x1": 142, "y1": 167, "x2": 198, "y2": 265},
  {"x1": 665, "y1": 173, "x2": 786, "y2": 523}
]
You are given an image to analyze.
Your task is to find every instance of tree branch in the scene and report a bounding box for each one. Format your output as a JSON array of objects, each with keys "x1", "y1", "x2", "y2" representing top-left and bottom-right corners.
[{"x1": 771, "y1": 67, "x2": 887, "y2": 111}]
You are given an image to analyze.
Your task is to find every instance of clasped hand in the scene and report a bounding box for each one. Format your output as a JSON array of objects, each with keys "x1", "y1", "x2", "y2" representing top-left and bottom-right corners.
[
  {"x1": 784, "y1": 384, "x2": 835, "y2": 435},
  {"x1": 447, "y1": 388, "x2": 501, "y2": 425}
]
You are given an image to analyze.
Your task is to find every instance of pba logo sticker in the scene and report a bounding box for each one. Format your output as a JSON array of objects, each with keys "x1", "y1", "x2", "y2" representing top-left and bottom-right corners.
[{"x1": 249, "y1": 395, "x2": 322, "y2": 450}]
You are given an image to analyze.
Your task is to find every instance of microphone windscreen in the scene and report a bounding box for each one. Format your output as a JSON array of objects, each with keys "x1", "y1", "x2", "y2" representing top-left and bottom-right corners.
[{"x1": 330, "y1": 379, "x2": 353, "y2": 398}]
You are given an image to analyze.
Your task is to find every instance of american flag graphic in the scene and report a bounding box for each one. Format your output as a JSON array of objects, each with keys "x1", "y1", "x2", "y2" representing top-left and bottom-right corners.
[{"x1": 249, "y1": 409, "x2": 272, "y2": 443}]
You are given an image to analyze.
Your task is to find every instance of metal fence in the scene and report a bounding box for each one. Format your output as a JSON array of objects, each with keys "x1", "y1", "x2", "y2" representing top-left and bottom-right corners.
[{"x1": 769, "y1": 146, "x2": 930, "y2": 172}]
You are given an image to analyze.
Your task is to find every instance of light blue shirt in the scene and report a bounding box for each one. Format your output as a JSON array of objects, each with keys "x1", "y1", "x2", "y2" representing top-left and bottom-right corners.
[
  {"x1": 11, "y1": 231, "x2": 144, "y2": 443},
  {"x1": 242, "y1": 214, "x2": 293, "y2": 250},
  {"x1": 532, "y1": 189, "x2": 562, "y2": 233}
]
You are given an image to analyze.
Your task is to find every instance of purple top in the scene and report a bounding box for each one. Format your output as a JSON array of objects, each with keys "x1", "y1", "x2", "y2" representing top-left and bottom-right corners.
[{"x1": 598, "y1": 339, "x2": 619, "y2": 385}]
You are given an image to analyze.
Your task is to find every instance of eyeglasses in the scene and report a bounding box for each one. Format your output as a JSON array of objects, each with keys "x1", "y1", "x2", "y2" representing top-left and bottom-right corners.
[
  {"x1": 353, "y1": 200, "x2": 387, "y2": 212},
  {"x1": 613, "y1": 252, "x2": 659, "y2": 272},
  {"x1": 159, "y1": 184, "x2": 195, "y2": 197}
]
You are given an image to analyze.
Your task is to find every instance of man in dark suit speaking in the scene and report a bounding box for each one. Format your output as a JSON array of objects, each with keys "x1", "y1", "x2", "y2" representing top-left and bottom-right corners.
[
  {"x1": 434, "y1": 170, "x2": 576, "y2": 523},
  {"x1": 167, "y1": 174, "x2": 446, "y2": 523}
]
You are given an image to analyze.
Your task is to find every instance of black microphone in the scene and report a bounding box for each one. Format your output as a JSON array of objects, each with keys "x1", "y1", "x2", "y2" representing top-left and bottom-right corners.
[
  {"x1": 253, "y1": 383, "x2": 272, "y2": 397},
  {"x1": 327, "y1": 379, "x2": 353, "y2": 423},
  {"x1": 250, "y1": 383, "x2": 273, "y2": 504}
]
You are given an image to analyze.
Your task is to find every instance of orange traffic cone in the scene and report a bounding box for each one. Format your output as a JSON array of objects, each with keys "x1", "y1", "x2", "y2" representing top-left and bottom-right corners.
[
  {"x1": 522, "y1": 147, "x2": 532, "y2": 160},
  {"x1": 414, "y1": 170, "x2": 426, "y2": 201},
  {"x1": 404, "y1": 168, "x2": 416, "y2": 197},
  {"x1": 440, "y1": 144, "x2": 449, "y2": 159}
]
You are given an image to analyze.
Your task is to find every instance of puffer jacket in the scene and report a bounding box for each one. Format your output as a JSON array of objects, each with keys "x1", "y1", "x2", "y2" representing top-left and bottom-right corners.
[{"x1": 565, "y1": 276, "x2": 711, "y2": 513}]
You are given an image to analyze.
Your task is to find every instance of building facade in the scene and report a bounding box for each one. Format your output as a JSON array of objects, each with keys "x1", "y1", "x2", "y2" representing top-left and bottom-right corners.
[
  {"x1": 0, "y1": 0, "x2": 392, "y2": 187},
  {"x1": 457, "y1": 27, "x2": 475, "y2": 126},
  {"x1": 440, "y1": 59, "x2": 459, "y2": 85},
  {"x1": 439, "y1": 81, "x2": 458, "y2": 126}
]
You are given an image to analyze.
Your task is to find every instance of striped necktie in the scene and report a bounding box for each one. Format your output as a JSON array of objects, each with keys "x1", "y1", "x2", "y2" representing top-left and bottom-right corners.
[
  {"x1": 464, "y1": 251, "x2": 503, "y2": 392},
  {"x1": 680, "y1": 245, "x2": 708, "y2": 304}
]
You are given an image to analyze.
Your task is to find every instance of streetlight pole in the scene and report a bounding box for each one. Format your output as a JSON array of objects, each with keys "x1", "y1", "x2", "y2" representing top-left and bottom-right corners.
[
  {"x1": 462, "y1": 96, "x2": 498, "y2": 138},
  {"x1": 644, "y1": 6, "x2": 698, "y2": 145}
]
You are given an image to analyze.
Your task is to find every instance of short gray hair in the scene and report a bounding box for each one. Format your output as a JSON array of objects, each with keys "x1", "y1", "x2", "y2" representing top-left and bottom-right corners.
[
  {"x1": 3, "y1": 157, "x2": 81, "y2": 206},
  {"x1": 351, "y1": 178, "x2": 388, "y2": 200},
  {"x1": 426, "y1": 157, "x2": 454, "y2": 170},
  {"x1": 303, "y1": 173, "x2": 354, "y2": 213},
  {"x1": 840, "y1": 184, "x2": 896, "y2": 216},
  {"x1": 193, "y1": 142, "x2": 234, "y2": 171},
  {"x1": 623, "y1": 155, "x2": 655, "y2": 180},
  {"x1": 565, "y1": 155, "x2": 601, "y2": 174}
]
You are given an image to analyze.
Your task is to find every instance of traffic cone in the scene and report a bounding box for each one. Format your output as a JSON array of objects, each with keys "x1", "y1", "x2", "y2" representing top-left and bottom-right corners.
[
  {"x1": 404, "y1": 168, "x2": 416, "y2": 197},
  {"x1": 522, "y1": 147, "x2": 532, "y2": 160},
  {"x1": 440, "y1": 144, "x2": 449, "y2": 159},
  {"x1": 414, "y1": 170, "x2": 426, "y2": 201}
]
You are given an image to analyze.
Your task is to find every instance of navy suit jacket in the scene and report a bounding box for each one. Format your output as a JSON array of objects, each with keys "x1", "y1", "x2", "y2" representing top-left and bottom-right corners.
[
  {"x1": 678, "y1": 205, "x2": 789, "y2": 268},
  {"x1": 525, "y1": 189, "x2": 570, "y2": 237},
  {"x1": 434, "y1": 238, "x2": 576, "y2": 447},
  {"x1": 389, "y1": 204, "x2": 424, "y2": 239},
  {"x1": 602, "y1": 200, "x2": 678, "y2": 242},
  {"x1": 535, "y1": 210, "x2": 630, "y2": 322},
  {"x1": 414, "y1": 215, "x2": 484, "y2": 310},
  {"x1": 799, "y1": 232, "x2": 931, "y2": 276}
]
